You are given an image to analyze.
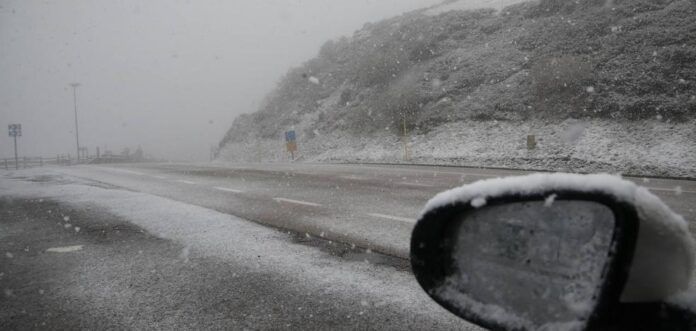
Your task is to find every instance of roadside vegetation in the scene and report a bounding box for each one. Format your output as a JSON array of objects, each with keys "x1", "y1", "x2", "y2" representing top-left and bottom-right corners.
[
  {"x1": 221, "y1": 0, "x2": 695, "y2": 146},
  {"x1": 216, "y1": 0, "x2": 696, "y2": 178}
]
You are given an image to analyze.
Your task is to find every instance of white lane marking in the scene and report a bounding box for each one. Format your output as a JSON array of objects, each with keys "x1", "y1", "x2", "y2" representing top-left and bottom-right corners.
[
  {"x1": 46, "y1": 245, "x2": 83, "y2": 253},
  {"x1": 176, "y1": 179, "x2": 197, "y2": 185},
  {"x1": 273, "y1": 197, "x2": 322, "y2": 207},
  {"x1": 103, "y1": 168, "x2": 146, "y2": 176},
  {"x1": 399, "y1": 181, "x2": 435, "y2": 188},
  {"x1": 340, "y1": 175, "x2": 368, "y2": 180},
  {"x1": 151, "y1": 175, "x2": 167, "y2": 179},
  {"x1": 214, "y1": 187, "x2": 243, "y2": 193},
  {"x1": 367, "y1": 213, "x2": 416, "y2": 224},
  {"x1": 646, "y1": 186, "x2": 696, "y2": 194}
]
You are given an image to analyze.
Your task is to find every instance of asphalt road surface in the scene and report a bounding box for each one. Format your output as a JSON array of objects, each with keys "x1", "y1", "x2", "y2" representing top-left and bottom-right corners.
[
  {"x1": 46, "y1": 162, "x2": 696, "y2": 258},
  {"x1": 1, "y1": 162, "x2": 694, "y2": 330}
]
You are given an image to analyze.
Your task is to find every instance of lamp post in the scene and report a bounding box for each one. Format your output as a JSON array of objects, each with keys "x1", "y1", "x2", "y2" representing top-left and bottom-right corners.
[{"x1": 70, "y1": 83, "x2": 81, "y2": 162}]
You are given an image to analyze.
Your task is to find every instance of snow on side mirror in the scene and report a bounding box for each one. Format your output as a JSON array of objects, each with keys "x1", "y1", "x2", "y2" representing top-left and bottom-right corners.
[{"x1": 411, "y1": 174, "x2": 695, "y2": 331}]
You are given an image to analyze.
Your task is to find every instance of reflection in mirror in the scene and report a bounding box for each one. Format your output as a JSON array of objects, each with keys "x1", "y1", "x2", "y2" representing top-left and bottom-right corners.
[{"x1": 434, "y1": 200, "x2": 615, "y2": 330}]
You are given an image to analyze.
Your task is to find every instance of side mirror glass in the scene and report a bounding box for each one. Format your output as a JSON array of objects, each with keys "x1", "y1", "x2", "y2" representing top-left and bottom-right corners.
[{"x1": 411, "y1": 192, "x2": 639, "y2": 331}]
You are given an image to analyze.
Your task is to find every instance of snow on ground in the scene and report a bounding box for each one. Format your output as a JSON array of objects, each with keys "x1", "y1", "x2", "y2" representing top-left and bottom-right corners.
[
  {"x1": 0, "y1": 169, "x2": 477, "y2": 330},
  {"x1": 424, "y1": 0, "x2": 531, "y2": 15},
  {"x1": 217, "y1": 119, "x2": 696, "y2": 179}
]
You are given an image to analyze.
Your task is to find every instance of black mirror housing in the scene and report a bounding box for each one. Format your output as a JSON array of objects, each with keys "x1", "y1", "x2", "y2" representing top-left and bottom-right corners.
[
  {"x1": 410, "y1": 173, "x2": 695, "y2": 331},
  {"x1": 412, "y1": 191, "x2": 639, "y2": 330}
]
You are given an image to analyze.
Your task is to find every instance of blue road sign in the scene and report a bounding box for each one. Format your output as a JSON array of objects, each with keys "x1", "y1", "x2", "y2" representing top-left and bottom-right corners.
[{"x1": 285, "y1": 130, "x2": 296, "y2": 142}]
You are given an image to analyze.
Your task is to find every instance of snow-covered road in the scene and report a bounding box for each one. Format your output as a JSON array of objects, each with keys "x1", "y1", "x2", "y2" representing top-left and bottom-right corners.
[
  {"x1": 1, "y1": 162, "x2": 694, "y2": 329},
  {"x1": 7, "y1": 162, "x2": 695, "y2": 259},
  {"x1": 0, "y1": 173, "x2": 477, "y2": 330}
]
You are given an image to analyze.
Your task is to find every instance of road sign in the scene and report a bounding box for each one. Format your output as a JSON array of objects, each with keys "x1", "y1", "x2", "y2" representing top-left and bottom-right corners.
[
  {"x1": 285, "y1": 130, "x2": 298, "y2": 152},
  {"x1": 8, "y1": 124, "x2": 21, "y2": 137},
  {"x1": 285, "y1": 130, "x2": 296, "y2": 142}
]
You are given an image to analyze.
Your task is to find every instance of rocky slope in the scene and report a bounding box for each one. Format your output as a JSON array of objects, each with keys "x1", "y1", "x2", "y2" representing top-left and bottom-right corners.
[{"x1": 218, "y1": 0, "x2": 696, "y2": 178}]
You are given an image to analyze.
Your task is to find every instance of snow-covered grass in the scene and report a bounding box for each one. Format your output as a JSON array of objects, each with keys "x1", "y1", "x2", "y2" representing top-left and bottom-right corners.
[
  {"x1": 424, "y1": 0, "x2": 530, "y2": 15},
  {"x1": 217, "y1": 119, "x2": 696, "y2": 179}
]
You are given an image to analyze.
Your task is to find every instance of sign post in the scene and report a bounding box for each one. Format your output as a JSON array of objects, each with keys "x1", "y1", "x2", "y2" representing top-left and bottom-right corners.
[
  {"x1": 8, "y1": 124, "x2": 21, "y2": 170},
  {"x1": 527, "y1": 134, "x2": 537, "y2": 150},
  {"x1": 285, "y1": 130, "x2": 297, "y2": 161}
]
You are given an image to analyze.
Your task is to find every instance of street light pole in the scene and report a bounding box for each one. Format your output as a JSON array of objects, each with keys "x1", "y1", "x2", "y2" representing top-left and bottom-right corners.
[{"x1": 70, "y1": 83, "x2": 81, "y2": 162}]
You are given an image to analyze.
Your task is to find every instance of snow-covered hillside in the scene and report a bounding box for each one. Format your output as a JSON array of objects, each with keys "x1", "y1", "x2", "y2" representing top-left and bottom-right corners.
[
  {"x1": 218, "y1": 119, "x2": 696, "y2": 178},
  {"x1": 218, "y1": 0, "x2": 696, "y2": 178}
]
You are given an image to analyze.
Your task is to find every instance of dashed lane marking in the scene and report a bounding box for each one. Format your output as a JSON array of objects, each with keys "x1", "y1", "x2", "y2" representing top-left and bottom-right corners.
[
  {"x1": 367, "y1": 213, "x2": 417, "y2": 224},
  {"x1": 398, "y1": 182, "x2": 435, "y2": 188},
  {"x1": 214, "y1": 187, "x2": 244, "y2": 193},
  {"x1": 646, "y1": 186, "x2": 696, "y2": 194},
  {"x1": 273, "y1": 197, "x2": 322, "y2": 207},
  {"x1": 102, "y1": 168, "x2": 146, "y2": 176}
]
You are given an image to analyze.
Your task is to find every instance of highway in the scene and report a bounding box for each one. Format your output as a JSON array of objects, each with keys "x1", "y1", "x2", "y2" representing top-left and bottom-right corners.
[
  {"x1": 2, "y1": 162, "x2": 695, "y2": 329},
  {"x1": 52, "y1": 162, "x2": 696, "y2": 259}
]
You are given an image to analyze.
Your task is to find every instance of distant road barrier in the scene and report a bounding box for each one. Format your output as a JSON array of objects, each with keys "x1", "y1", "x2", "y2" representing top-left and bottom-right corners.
[
  {"x1": 2, "y1": 154, "x2": 141, "y2": 170},
  {"x1": 2, "y1": 155, "x2": 80, "y2": 169}
]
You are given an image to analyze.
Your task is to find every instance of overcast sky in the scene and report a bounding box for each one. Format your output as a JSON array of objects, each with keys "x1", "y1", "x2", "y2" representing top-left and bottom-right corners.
[{"x1": 0, "y1": 0, "x2": 443, "y2": 161}]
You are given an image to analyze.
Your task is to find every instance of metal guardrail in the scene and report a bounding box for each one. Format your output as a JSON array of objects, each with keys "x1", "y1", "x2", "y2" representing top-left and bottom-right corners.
[
  {"x1": 2, "y1": 156, "x2": 86, "y2": 169},
  {"x1": 2, "y1": 155, "x2": 138, "y2": 170}
]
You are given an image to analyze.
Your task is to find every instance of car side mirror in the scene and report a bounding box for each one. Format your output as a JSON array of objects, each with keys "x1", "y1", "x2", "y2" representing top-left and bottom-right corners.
[{"x1": 410, "y1": 174, "x2": 695, "y2": 331}]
